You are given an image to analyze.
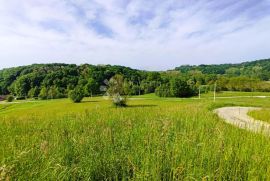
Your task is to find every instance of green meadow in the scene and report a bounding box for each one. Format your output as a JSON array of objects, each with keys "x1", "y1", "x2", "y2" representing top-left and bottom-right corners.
[
  {"x1": 249, "y1": 109, "x2": 270, "y2": 123},
  {"x1": 1, "y1": 92, "x2": 270, "y2": 180}
]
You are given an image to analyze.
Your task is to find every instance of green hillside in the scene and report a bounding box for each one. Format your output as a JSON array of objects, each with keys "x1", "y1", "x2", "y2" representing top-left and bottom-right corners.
[
  {"x1": 175, "y1": 59, "x2": 270, "y2": 80},
  {"x1": 0, "y1": 59, "x2": 269, "y2": 100}
]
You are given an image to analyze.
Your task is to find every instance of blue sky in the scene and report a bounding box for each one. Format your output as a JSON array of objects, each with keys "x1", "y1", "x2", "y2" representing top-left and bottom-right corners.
[{"x1": 0, "y1": 0, "x2": 270, "y2": 70}]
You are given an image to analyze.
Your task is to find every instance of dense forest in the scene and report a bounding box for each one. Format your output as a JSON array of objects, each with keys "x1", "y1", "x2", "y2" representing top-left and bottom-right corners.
[
  {"x1": 0, "y1": 59, "x2": 269, "y2": 100},
  {"x1": 175, "y1": 59, "x2": 270, "y2": 80}
]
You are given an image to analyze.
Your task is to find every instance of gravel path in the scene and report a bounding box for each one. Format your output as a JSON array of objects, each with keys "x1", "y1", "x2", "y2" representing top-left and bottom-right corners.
[{"x1": 214, "y1": 107, "x2": 270, "y2": 135}]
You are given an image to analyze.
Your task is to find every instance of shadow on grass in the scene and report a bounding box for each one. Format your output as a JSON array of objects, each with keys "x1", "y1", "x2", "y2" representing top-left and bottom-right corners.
[
  {"x1": 81, "y1": 100, "x2": 100, "y2": 103},
  {"x1": 126, "y1": 104, "x2": 158, "y2": 108}
]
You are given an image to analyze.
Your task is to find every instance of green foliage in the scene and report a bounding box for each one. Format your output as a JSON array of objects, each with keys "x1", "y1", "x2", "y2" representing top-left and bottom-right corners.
[
  {"x1": 0, "y1": 59, "x2": 269, "y2": 101},
  {"x1": 107, "y1": 74, "x2": 129, "y2": 106},
  {"x1": 0, "y1": 64, "x2": 146, "y2": 99},
  {"x1": 12, "y1": 75, "x2": 31, "y2": 97},
  {"x1": 47, "y1": 86, "x2": 65, "y2": 99},
  {"x1": 175, "y1": 59, "x2": 270, "y2": 80},
  {"x1": 155, "y1": 84, "x2": 171, "y2": 97},
  {"x1": 6, "y1": 95, "x2": 14, "y2": 102},
  {"x1": 84, "y1": 78, "x2": 99, "y2": 97},
  {"x1": 156, "y1": 78, "x2": 198, "y2": 98},
  {"x1": 39, "y1": 87, "x2": 48, "y2": 100},
  {"x1": 140, "y1": 80, "x2": 159, "y2": 94},
  {"x1": 170, "y1": 78, "x2": 191, "y2": 97},
  {"x1": 199, "y1": 85, "x2": 210, "y2": 94},
  {"x1": 130, "y1": 84, "x2": 141, "y2": 95},
  {"x1": 68, "y1": 87, "x2": 84, "y2": 103},
  {"x1": 28, "y1": 86, "x2": 40, "y2": 98},
  {"x1": 216, "y1": 76, "x2": 270, "y2": 92}
]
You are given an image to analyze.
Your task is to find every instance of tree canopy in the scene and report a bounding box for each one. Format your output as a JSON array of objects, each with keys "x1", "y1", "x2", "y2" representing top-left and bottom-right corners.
[{"x1": 0, "y1": 59, "x2": 269, "y2": 100}]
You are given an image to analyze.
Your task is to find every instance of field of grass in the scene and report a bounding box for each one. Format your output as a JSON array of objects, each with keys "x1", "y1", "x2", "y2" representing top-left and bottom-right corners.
[
  {"x1": 249, "y1": 109, "x2": 270, "y2": 123},
  {"x1": 1, "y1": 94, "x2": 270, "y2": 180}
]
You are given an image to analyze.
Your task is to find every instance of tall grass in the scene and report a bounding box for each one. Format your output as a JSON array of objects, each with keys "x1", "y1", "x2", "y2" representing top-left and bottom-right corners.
[{"x1": 1, "y1": 97, "x2": 270, "y2": 180}]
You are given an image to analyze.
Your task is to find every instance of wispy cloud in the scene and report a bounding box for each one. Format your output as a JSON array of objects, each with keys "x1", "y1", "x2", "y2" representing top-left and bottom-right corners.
[{"x1": 0, "y1": 0, "x2": 270, "y2": 70}]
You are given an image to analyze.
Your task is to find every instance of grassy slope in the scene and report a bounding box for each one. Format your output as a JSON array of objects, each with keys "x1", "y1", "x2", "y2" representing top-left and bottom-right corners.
[{"x1": 0, "y1": 95, "x2": 270, "y2": 180}]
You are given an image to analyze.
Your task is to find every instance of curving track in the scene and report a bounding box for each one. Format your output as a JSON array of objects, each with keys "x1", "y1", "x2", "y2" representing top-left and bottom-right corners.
[{"x1": 214, "y1": 107, "x2": 270, "y2": 135}]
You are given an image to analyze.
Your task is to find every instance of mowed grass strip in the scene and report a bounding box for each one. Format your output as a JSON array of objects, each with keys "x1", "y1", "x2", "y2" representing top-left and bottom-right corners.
[{"x1": 0, "y1": 97, "x2": 270, "y2": 180}]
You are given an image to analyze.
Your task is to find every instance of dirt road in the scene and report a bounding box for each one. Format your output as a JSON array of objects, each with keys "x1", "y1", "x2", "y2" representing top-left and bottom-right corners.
[{"x1": 214, "y1": 107, "x2": 270, "y2": 135}]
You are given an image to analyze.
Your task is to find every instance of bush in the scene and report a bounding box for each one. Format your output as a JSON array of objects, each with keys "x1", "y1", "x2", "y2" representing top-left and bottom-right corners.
[
  {"x1": 107, "y1": 75, "x2": 129, "y2": 107},
  {"x1": 112, "y1": 95, "x2": 127, "y2": 107},
  {"x1": 6, "y1": 95, "x2": 14, "y2": 102},
  {"x1": 68, "y1": 87, "x2": 84, "y2": 103}
]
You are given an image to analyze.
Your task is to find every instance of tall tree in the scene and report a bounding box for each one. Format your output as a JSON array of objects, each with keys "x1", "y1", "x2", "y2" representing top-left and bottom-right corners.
[{"x1": 84, "y1": 78, "x2": 99, "y2": 97}]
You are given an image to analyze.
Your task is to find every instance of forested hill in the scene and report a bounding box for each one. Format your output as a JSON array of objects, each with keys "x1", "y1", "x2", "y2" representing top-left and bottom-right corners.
[
  {"x1": 0, "y1": 59, "x2": 270, "y2": 99},
  {"x1": 0, "y1": 63, "x2": 146, "y2": 97},
  {"x1": 175, "y1": 59, "x2": 270, "y2": 80}
]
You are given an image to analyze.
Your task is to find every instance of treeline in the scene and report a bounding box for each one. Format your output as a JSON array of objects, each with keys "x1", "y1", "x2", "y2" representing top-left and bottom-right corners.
[
  {"x1": 175, "y1": 59, "x2": 270, "y2": 81},
  {"x1": 155, "y1": 77, "x2": 197, "y2": 97},
  {"x1": 217, "y1": 76, "x2": 270, "y2": 92},
  {"x1": 0, "y1": 64, "x2": 140, "y2": 99},
  {"x1": 0, "y1": 64, "x2": 198, "y2": 99},
  {"x1": 0, "y1": 59, "x2": 269, "y2": 100}
]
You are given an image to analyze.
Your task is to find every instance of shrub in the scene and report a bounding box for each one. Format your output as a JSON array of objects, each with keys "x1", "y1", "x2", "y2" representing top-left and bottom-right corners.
[
  {"x1": 6, "y1": 95, "x2": 14, "y2": 102},
  {"x1": 68, "y1": 87, "x2": 84, "y2": 103},
  {"x1": 112, "y1": 94, "x2": 127, "y2": 107},
  {"x1": 107, "y1": 75, "x2": 129, "y2": 107}
]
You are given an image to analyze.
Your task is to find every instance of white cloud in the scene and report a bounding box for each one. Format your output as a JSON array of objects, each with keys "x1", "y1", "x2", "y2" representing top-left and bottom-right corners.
[{"x1": 0, "y1": 0, "x2": 270, "y2": 70}]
